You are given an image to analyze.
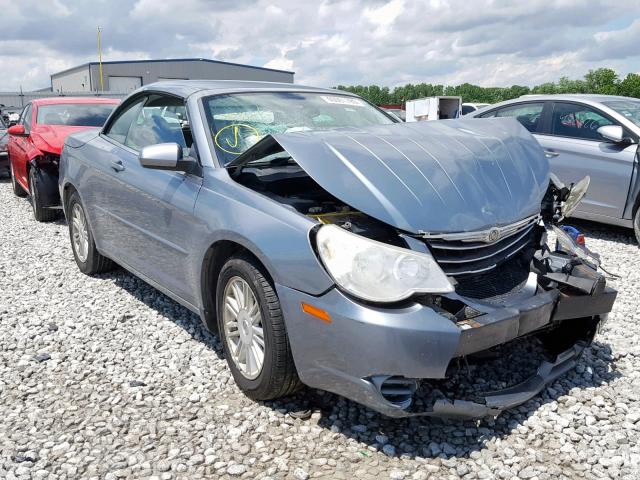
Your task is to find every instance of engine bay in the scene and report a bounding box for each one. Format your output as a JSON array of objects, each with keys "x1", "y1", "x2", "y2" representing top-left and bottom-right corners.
[{"x1": 235, "y1": 162, "x2": 400, "y2": 241}]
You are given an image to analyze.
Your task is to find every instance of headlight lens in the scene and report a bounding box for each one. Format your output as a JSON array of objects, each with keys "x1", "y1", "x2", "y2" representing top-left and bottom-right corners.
[
  {"x1": 562, "y1": 176, "x2": 590, "y2": 218},
  {"x1": 315, "y1": 225, "x2": 453, "y2": 302}
]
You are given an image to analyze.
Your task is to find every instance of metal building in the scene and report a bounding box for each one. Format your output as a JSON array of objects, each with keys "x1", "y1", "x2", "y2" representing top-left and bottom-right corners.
[{"x1": 50, "y1": 58, "x2": 295, "y2": 93}]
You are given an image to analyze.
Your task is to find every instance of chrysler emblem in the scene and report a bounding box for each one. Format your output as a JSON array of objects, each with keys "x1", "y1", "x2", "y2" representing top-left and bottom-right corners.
[{"x1": 486, "y1": 228, "x2": 501, "y2": 243}]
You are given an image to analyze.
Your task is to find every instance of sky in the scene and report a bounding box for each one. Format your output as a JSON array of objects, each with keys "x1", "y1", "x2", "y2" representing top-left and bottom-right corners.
[{"x1": 1, "y1": 0, "x2": 640, "y2": 91}]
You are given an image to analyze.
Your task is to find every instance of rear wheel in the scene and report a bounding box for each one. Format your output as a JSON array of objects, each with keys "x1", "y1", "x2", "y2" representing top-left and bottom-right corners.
[
  {"x1": 67, "y1": 191, "x2": 113, "y2": 274},
  {"x1": 29, "y1": 167, "x2": 58, "y2": 222},
  {"x1": 216, "y1": 254, "x2": 301, "y2": 401},
  {"x1": 10, "y1": 161, "x2": 27, "y2": 197},
  {"x1": 634, "y1": 207, "x2": 640, "y2": 246}
]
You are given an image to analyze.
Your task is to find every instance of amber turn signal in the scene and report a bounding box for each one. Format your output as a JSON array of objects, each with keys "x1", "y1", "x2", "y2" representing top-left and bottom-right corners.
[{"x1": 301, "y1": 302, "x2": 331, "y2": 323}]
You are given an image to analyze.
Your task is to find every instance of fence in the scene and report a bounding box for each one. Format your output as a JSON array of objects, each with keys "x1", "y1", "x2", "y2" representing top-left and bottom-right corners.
[{"x1": 0, "y1": 91, "x2": 128, "y2": 111}]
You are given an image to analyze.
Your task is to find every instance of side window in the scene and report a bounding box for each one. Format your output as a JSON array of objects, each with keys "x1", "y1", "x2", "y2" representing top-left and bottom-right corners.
[
  {"x1": 461, "y1": 105, "x2": 475, "y2": 115},
  {"x1": 105, "y1": 98, "x2": 146, "y2": 144},
  {"x1": 551, "y1": 103, "x2": 614, "y2": 141},
  {"x1": 21, "y1": 104, "x2": 33, "y2": 132},
  {"x1": 124, "y1": 94, "x2": 191, "y2": 153},
  {"x1": 492, "y1": 103, "x2": 544, "y2": 133},
  {"x1": 478, "y1": 110, "x2": 496, "y2": 118}
]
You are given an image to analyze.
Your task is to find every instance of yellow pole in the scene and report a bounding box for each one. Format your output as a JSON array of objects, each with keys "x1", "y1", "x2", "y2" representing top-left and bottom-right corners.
[{"x1": 97, "y1": 27, "x2": 104, "y2": 91}]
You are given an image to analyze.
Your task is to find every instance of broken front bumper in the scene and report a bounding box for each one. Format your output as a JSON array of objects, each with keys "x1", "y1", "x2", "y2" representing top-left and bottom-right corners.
[{"x1": 277, "y1": 280, "x2": 616, "y2": 419}]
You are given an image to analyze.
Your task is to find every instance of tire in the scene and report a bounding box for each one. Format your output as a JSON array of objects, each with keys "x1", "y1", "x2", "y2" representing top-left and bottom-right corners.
[
  {"x1": 216, "y1": 254, "x2": 302, "y2": 401},
  {"x1": 634, "y1": 207, "x2": 640, "y2": 246},
  {"x1": 10, "y1": 160, "x2": 27, "y2": 197},
  {"x1": 29, "y1": 167, "x2": 59, "y2": 222},
  {"x1": 67, "y1": 191, "x2": 113, "y2": 275}
]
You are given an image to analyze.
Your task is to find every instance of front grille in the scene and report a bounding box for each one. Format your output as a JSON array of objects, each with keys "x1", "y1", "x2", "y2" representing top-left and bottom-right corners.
[
  {"x1": 454, "y1": 257, "x2": 530, "y2": 299},
  {"x1": 425, "y1": 215, "x2": 538, "y2": 276},
  {"x1": 422, "y1": 215, "x2": 540, "y2": 299}
]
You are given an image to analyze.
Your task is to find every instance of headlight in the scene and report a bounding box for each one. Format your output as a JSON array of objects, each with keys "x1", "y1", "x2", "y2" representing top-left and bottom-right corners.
[
  {"x1": 552, "y1": 225, "x2": 600, "y2": 268},
  {"x1": 315, "y1": 224, "x2": 453, "y2": 302},
  {"x1": 562, "y1": 176, "x2": 590, "y2": 218}
]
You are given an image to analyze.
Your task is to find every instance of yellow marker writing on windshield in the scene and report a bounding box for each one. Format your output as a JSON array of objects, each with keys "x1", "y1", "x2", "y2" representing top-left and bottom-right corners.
[
  {"x1": 226, "y1": 125, "x2": 239, "y2": 148},
  {"x1": 214, "y1": 123, "x2": 261, "y2": 155}
]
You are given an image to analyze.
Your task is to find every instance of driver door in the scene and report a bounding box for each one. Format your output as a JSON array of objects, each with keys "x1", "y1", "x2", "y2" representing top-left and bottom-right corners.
[{"x1": 93, "y1": 93, "x2": 203, "y2": 305}]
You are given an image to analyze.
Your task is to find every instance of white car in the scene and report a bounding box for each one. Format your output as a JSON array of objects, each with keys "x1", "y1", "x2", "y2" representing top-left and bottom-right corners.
[{"x1": 461, "y1": 103, "x2": 491, "y2": 115}]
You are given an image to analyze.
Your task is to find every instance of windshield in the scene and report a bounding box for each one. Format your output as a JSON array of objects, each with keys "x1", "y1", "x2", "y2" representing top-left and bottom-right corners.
[
  {"x1": 36, "y1": 103, "x2": 117, "y2": 127},
  {"x1": 203, "y1": 92, "x2": 394, "y2": 164},
  {"x1": 603, "y1": 100, "x2": 640, "y2": 127}
]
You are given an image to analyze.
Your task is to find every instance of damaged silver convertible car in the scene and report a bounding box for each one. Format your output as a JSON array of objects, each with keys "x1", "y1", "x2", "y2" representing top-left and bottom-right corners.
[{"x1": 59, "y1": 81, "x2": 617, "y2": 418}]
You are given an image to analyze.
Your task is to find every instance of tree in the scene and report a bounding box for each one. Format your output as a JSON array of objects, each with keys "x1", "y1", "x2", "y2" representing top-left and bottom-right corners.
[
  {"x1": 584, "y1": 68, "x2": 619, "y2": 95},
  {"x1": 333, "y1": 68, "x2": 639, "y2": 105},
  {"x1": 619, "y1": 73, "x2": 640, "y2": 98}
]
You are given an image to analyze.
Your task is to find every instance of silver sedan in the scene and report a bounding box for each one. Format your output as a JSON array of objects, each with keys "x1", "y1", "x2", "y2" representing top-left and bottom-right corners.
[{"x1": 468, "y1": 94, "x2": 640, "y2": 243}]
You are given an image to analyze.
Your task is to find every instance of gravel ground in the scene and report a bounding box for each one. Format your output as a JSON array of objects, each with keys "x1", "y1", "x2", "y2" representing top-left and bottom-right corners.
[{"x1": 1, "y1": 176, "x2": 639, "y2": 480}]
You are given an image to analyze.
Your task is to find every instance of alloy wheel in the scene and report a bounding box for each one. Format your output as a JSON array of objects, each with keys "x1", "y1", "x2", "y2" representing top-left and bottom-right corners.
[
  {"x1": 222, "y1": 276, "x2": 265, "y2": 380},
  {"x1": 71, "y1": 203, "x2": 89, "y2": 263}
]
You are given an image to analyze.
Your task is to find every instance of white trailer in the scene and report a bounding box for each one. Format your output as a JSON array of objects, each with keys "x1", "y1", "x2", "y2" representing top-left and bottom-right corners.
[{"x1": 405, "y1": 96, "x2": 462, "y2": 122}]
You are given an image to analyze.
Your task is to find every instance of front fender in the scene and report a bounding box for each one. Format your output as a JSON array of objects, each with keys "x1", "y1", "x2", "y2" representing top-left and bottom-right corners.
[
  {"x1": 194, "y1": 168, "x2": 334, "y2": 297},
  {"x1": 17, "y1": 136, "x2": 43, "y2": 165}
]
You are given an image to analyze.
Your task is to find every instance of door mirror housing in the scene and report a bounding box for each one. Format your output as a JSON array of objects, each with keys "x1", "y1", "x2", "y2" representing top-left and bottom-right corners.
[
  {"x1": 139, "y1": 142, "x2": 198, "y2": 173},
  {"x1": 597, "y1": 125, "x2": 625, "y2": 143},
  {"x1": 8, "y1": 124, "x2": 26, "y2": 136}
]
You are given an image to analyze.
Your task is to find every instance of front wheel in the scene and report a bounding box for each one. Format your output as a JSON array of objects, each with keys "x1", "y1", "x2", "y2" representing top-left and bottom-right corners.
[
  {"x1": 29, "y1": 167, "x2": 59, "y2": 222},
  {"x1": 67, "y1": 191, "x2": 113, "y2": 275},
  {"x1": 216, "y1": 255, "x2": 301, "y2": 401}
]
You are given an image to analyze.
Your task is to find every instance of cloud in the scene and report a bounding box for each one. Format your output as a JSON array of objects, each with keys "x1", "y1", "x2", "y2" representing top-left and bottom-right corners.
[
  {"x1": 583, "y1": 19, "x2": 640, "y2": 61},
  {"x1": 0, "y1": 0, "x2": 640, "y2": 91}
]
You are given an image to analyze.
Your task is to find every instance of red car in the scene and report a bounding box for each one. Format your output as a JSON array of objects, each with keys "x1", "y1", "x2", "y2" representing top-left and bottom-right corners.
[{"x1": 8, "y1": 97, "x2": 119, "y2": 221}]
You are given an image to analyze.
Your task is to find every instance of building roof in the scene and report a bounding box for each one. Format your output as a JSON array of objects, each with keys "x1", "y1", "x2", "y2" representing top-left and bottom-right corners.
[
  {"x1": 137, "y1": 79, "x2": 346, "y2": 98},
  {"x1": 51, "y1": 57, "x2": 294, "y2": 78}
]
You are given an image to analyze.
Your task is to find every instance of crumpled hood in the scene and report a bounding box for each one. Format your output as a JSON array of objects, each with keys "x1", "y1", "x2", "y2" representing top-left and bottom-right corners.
[
  {"x1": 234, "y1": 118, "x2": 549, "y2": 233},
  {"x1": 31, "y1": 125, "x2": 98, "y2": 155}
]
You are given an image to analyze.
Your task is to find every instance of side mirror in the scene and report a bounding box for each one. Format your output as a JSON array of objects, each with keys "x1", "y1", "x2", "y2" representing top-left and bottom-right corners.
[
  {"x1": 139, "y1": 142, "x2": 197, "y2": 173},
  {"x1": 597, "y1": 125, "x2": 625, "y2": 143},
  {"x1": 8, "y1": 124, "x2": 26, "y2": 136}
]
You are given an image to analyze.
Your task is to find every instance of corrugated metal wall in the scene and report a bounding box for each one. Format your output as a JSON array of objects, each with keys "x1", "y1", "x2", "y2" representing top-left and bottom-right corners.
[{"x1": 0, "y1": 91, "x2": 127, "y2": 110}]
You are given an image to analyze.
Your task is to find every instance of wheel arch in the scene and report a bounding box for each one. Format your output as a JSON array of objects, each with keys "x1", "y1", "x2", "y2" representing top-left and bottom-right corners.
[
  {"x1": 61, "y1": 180, "x2": 79, "y2": 216},
  {"x1": 200, "y1": 238, "x2": 276, "y2": 333}
]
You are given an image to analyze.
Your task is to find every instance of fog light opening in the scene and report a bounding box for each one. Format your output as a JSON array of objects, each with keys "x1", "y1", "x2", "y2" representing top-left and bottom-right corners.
[{"x1": 369, "y1": 375, "x2": 417, "y2": 410}]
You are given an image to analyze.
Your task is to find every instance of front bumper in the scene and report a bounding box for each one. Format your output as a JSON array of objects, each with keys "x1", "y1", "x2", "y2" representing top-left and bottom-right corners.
[{"x1": 277, "y1": 279, "x2": 616, "y2": 418}]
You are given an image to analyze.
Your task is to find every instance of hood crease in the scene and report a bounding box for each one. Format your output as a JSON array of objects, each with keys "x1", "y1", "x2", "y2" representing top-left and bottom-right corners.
[{"x1": 232, "y1": 118, "x2": 550, "y2": 234}]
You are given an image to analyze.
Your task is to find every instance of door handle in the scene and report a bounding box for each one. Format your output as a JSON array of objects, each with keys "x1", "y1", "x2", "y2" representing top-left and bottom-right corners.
[
  {"x1": 110, "y1": 160, "x2": 126, "y2": 172},
  {"x1": 544, "y1": 149, "x2": 559, "y2": 158}
]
